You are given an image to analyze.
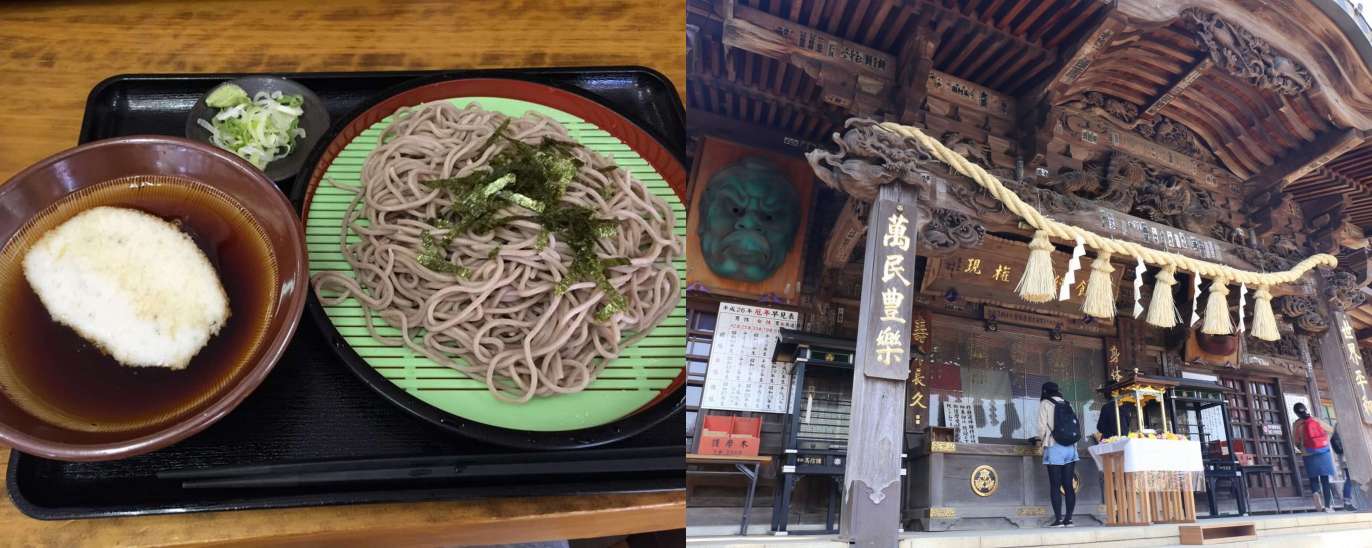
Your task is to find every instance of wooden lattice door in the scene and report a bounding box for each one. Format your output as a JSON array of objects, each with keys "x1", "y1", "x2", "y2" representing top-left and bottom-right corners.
[{"x1": 1221, "y1": 377, "x2": 1301, "y2": 498}]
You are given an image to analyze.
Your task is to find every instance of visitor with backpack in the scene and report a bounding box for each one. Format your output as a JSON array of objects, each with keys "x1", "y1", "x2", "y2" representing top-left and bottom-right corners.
[
  {"x1": 1292, "y1": 402, "x2": 1336, "y2": 512},
  {"x1": 1332, "y1": 426, "x2": 1359, "y2": 510},
  {"x1": 1033, "y1": 381, "x2": 1080, "y2": 527}
]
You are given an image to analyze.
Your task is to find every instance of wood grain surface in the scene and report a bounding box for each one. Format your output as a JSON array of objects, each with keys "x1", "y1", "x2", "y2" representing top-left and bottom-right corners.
[
  {"x1": 0, "y1": 0, "x2": 686, "y2": 180},
  {"x1": 0, "y1": 1, "x2": 685, "y2": 546}
]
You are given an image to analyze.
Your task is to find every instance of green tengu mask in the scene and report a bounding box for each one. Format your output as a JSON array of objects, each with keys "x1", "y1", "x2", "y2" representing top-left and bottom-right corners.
[{"x1": 697, "y1": 157, "x2": 801, "y2": 282}]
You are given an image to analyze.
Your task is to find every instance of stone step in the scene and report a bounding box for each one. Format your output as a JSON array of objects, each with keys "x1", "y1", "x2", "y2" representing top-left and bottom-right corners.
[{"x1": 685, "y1": 511, "x2": 1372, "y2": 548}]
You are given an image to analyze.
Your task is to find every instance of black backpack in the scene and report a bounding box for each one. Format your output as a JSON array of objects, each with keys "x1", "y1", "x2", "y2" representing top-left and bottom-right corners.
[{"x1": 1051, "y1": 399, "x2": 1081, "y2": 446}]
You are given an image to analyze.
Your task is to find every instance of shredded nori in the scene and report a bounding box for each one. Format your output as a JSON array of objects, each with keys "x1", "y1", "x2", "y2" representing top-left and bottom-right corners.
[
  {"x1": 416, "y1": 119, "x2": 626, "y2": 320},
  {"x1": 417, "y1": 230, "x2": 470, "y2": 278}
]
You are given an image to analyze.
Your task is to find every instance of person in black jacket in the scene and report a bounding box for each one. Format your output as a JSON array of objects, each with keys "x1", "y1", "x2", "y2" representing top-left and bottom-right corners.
[
  {"x1": 1095, "y1": 397, "x2": 1137, "y2": 440},
  {"x1": 1333, "y1": 427, "x2": 1359, "y2": 511}
]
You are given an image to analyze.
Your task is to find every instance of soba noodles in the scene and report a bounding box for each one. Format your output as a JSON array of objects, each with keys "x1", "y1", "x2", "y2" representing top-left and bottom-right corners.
[{"x1": 312, "y1": 102, "x2": 681, "y2": 402}]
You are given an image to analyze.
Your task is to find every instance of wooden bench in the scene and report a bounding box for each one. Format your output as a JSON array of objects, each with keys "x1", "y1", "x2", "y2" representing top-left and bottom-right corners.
[{"x1": 1178, "y1": 522, "x2": 1258, "y2": 545}]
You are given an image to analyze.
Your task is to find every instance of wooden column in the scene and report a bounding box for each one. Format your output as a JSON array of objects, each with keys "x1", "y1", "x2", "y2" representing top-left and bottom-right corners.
[
  {"x1": 1313, "y1": 275, "x2": 1372, "y2": 501},
  {"x1": 1296, "y1": 335, "x2": 1326, "y2": 419},
  {"x1": 841, "y1": 182, "x2": 920, "y2": 547}
]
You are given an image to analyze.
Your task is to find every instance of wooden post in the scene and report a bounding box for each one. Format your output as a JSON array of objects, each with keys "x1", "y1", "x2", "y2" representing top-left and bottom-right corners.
[
  {"x1": 1313, "y1": 277, "x2": 1372, "y2": 506},
  {"x1": 1297, "y1": 335, "x2": 1327, "y2": 419},
  {"x1": 840, "y1": 182, "x2": 920, "y2": 547}
]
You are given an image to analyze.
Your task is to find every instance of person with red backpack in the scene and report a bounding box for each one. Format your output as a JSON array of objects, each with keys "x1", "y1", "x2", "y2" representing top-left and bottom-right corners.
[{"x1": 1293, "y1": 402, "x2": 1337, "y2": 512}]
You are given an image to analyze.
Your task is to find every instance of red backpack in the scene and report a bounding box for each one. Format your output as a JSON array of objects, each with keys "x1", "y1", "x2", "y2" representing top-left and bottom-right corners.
[{"x1": 1302, "y1": 418, "x2": 1330, "y2": 449}]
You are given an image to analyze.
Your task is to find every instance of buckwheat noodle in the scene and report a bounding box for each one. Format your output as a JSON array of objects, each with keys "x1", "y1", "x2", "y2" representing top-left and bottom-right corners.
[{"x1": 311, "y1": 102, "x2": 681, "y2": 403}]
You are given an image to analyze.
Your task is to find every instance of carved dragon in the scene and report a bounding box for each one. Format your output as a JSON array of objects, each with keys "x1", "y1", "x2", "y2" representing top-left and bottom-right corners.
[{"x1": 1181, "y1": 8, "x2": 1313, "y2": 96}]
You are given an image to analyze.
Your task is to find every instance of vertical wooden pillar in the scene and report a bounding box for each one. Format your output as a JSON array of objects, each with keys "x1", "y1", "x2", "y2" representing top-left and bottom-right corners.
[
  {"x1": 841, "y1": 182, "x2": 920, "y2": 547},
  {"x1": 1313, "y1": 275, "x2": 1372, "y2": 503},
  {"x1": 1296, "y1": 335, "x2": 1326, "y2": 419}
]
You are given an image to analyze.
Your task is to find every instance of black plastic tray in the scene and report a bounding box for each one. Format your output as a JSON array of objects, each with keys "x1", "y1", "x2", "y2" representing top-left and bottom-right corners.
[{"x1": 6, "y1": 67, "x2": 686, "y2": 520}]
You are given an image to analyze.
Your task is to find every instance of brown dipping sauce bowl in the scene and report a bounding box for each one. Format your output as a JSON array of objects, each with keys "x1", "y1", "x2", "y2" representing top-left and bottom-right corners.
[{"x1": 0, "y1": 136, "x2": 306, "y2": 461}]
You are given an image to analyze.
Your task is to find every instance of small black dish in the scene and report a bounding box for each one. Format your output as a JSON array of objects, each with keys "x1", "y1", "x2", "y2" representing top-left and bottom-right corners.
[{"x1": 185, "y1": 76, "x2": 330, "y2": 182}]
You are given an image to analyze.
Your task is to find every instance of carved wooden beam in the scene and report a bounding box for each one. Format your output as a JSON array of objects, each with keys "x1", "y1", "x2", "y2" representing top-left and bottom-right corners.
[
  {"x1": 689, "y1": 73, "x2": 842, "y2": 124},
  {"x1": 687, "y1": 108, "x2": 824, "y2": 155},
  {"x1": 893, "y1": 9, "x2": 937, "y2": 125},
  {"x1": 1250, "y1": 127, "x2": 1366, "y2": 189},
  {"x1": 1290, "y1": 166, "x2": 1365, "y2": 201},
  {"x1": 1140, "y1": 57, "x2": 1211, "y2": 119},
  {"x1": 1050, "y1": 105, "x2": 1242, "y2": 189},
  {"x1": 811, "y1": 120, "x2": 1262, "y2": 269},
  {"x1": 824, "y1": 196, "x2": 868, "y2": 269},
  {"x1": 722, "y1": 2, "x2": 891, "y2": 115},
  {"x1": 1302, "y1": 194, "x2": 1349, "y2": 254},
  {"x1": 904, "y1": 0, "x2": 1052, "y2": 60},
  {"x1": 1023, "y1": 9, "x2": 1124, "y2": 106}
]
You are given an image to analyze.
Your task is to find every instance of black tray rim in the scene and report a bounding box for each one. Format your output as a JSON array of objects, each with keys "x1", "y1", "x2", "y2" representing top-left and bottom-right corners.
[
  {"x1": 10, "y1": 66, "x2": 685, "y2": 521},
  {"x1": 79, "y1": 66, "x2": 686, "y2": 148},
  {"x1": 290, "y1": 68, "x2": 686, "y2": 450},
  {"x1": 6, "y1": 448, "x2": 684, "y2": 520}
]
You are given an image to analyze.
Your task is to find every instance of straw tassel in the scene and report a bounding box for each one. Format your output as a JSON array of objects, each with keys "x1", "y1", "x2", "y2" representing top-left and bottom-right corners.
[
  {"x1": 1082, "y1": 250, "x2": 1116, "y2": 319},
  {"x1": 1251, "y1": 285, "x2": 1280, "y2": 341},
  {"x1": 1202, "y1": 279, "x2": 1233, "y2": 335},
  {"x1": 1145, "y1": 265, "x2": 1179, "y2": 328},
  {"x1": 1017, "y1": 230, "x2": 1056, "y2": 303}
]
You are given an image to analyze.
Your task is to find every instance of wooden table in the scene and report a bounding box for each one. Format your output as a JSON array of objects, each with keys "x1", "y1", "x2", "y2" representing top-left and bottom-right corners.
[
  {"x1": 686, "y1": 454, "x2": 772, "y2": 535},
  {"x1": 0, "y1": 1, "x2": 684, "y2": 546},
  {"x1": 0, "y1": 0, "x2": 685, "y2": 180}
]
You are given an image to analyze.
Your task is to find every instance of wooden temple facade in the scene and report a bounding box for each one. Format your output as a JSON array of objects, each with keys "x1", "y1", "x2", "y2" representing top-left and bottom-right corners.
[{"x1": 684, "y1": 0, "x2": 1372, "y2": 543}]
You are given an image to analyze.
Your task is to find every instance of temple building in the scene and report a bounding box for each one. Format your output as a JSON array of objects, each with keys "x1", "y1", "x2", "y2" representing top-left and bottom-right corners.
[{"x1": 684, "y1": 0, "x2": 1372, "y2": 544}]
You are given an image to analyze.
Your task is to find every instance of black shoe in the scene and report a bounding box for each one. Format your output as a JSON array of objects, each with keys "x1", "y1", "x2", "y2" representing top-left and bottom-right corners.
[
  {"x1": 1048, "y1": 519, "x2": 1064, "y2": 527},
  {"x1": 1063, "y1": 520, "x2": 1074, "y2": 527}
]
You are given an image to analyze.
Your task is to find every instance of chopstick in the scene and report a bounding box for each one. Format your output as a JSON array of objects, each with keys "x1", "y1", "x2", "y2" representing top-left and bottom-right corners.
[{"x1": 156, "y1": 446, "x2": 684, "y2": 490}]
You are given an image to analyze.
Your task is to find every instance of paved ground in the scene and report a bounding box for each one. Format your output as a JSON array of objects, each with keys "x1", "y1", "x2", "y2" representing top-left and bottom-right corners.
[{"x1": 688, "y1": 510, "x2": 1372, "y2": 547}]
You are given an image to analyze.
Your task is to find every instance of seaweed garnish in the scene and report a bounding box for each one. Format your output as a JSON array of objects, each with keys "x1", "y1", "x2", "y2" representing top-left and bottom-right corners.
[{"x1": 416, "y1": 118, "x2": 628, "y2": 320}]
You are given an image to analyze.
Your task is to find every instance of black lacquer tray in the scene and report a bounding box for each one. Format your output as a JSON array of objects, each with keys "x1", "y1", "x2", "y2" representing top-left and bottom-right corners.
[{"x1": 6, "y1": 67, "x2": 686, "y2": 520}]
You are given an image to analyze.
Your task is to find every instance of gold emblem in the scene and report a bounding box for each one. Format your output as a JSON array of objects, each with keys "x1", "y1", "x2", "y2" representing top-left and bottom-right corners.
[{"x1": 971, "y1": 465, "x2": 999, "y2": 497}]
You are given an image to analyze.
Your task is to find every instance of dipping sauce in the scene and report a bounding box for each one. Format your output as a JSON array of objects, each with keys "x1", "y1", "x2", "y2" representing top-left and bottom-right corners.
[{"x1": 0, "y1": 176, "x2": 278, "y2": 435}]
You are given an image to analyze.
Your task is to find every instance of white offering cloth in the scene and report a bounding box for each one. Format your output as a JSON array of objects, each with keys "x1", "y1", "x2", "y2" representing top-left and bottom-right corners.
[{"x1": 1088, "y1": 437, "x2": 1203, "y2": 473}]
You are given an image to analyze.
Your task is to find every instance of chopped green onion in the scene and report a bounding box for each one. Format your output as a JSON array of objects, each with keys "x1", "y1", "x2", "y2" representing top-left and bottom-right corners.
[{"x1": 197, "y1": 84, "x2": 307, "y2": 169}]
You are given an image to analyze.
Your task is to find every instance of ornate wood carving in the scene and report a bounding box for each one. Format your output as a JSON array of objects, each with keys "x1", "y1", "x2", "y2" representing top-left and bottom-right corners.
[
  {"x1": 919, "y1": 207, "x2": 986, "y2": 256},
  {"x1": 808, "y1": 119, "x2": 934, "y2": 202},
  {"x1": 1324, "y1": 270, "x2": 1369, "y2": 310},
  {"x1": 1181, "y1": 8, "x2": 1313, "y2": 96},
  {"x1": 1247, "y1": 335, "x2": 1303, "y2": 361},
  {"x1": 810, "y1": 119, "x2": 1318, "y2": 283},
  {"x1": 941, "y1": 131, "x2": 991, "y2": 169},
  {"x1": 1051, "y1": 106, "x2": 1237, "y2": 189},
  {"x1": 1058, "y1": 92, "x2": 1215, "y2": 162},
  {"x1": 1278, "y1": 295, "x2": 1331, "y2": 335}
]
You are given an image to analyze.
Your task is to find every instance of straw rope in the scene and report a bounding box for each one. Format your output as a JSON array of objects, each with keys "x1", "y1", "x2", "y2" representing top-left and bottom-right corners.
[{"x1": 875, "y1": 121, "x2": 1337, "y2": 284}]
